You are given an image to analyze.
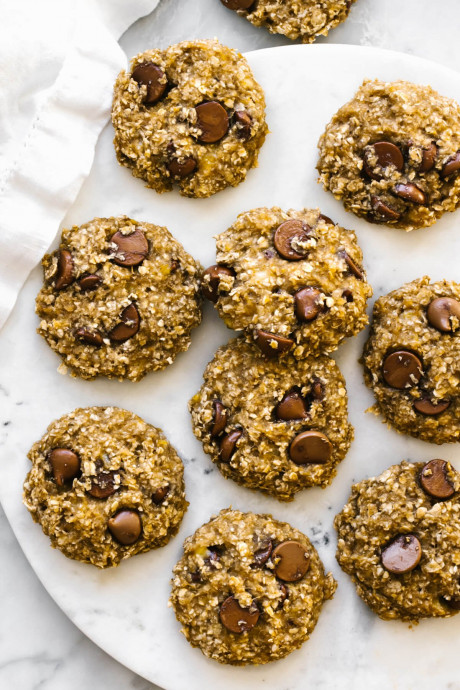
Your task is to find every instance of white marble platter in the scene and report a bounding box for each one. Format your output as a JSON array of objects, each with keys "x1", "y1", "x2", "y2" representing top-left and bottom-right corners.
[{"x1": 1, "y1": 44, "x2": 460, "y2": 690}]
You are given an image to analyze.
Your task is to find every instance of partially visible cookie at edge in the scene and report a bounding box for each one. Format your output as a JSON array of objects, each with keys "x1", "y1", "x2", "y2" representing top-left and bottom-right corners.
[
  {"x1": 335, "y1": 459, "x2": 460, "y2": 621},
  {"x1": 112, "y1": 39, "x2": 268, "y2": 198},
  {"x1": 170, "y1": 508, "x2": 336, "y2": 665},
  {"x1": 220, "y1": 0, "x2": 357, "y2": 44},
  {"x1": 201, "y1": 207, "x2": 372, "y2": 359},
  {"x1": 362, "y1": 276, "x2": 460, "y2": 443},
  {"x1": 23, "y1": 406, "x2": 188, "y2": 568},
  {"x1": 36, "y1": 216, "x2": 202, "y2": 381},
  {"x1": 190, "y1": 337, "x2": 353, "y2": 500},
  {"x1": 317, "y1": 80, "x2": 460, "y2": 231}
]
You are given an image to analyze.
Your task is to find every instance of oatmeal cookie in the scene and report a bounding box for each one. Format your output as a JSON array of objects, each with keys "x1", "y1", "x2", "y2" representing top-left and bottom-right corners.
[
  {"x1": 220, "y1": 0, "x2": 357, "y2": 43},
  {"x1": 170, "y1": 509, "x2": 336, "y2": 664},
  {"x1": 201, "y1": 207, "x2": 372, "y2": 358},
  {"x1": 335, "y1": 459, "x2": 460, "y2": 621},
  {"x1": 112, "y1": 39, "x2": 268, "y2": 198},
  {"x1": 317, "y1": 80, "x2": 460, "y2": 231},
  {"x1": 23, "y1": 407, "x2": 188, "y2": 569},
  {"x1": 362, "y1": 277, "x2": 460, "y2": 443},
  {"x1": 36, "y1": 216, "x2": 202, "y2": 381},
  {"x1": 190, "y1": 338, "x2": 353, "y2": 500}
]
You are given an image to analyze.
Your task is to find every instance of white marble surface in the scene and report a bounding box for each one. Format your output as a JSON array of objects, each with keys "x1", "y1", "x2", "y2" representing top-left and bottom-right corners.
[{"x1": 2, "y1": 1, "x2": 460, "y2": 689}]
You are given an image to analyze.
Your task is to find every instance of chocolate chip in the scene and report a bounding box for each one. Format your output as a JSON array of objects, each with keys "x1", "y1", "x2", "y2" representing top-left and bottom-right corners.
[
  {"x1": 419, "y1": 459, "x2": 455, "y2": 500},
  {"x1": 205, "y1": 545, "x2": 222, "y2": 567},
  {"x1": 382, "y1": 350, "x2": 423, "y2": 389},
  {"x1": 234, "y1": 110, "x2": 252, "y2": 139},
  {"x1": 275, "y1": 388, "x2": 309, "y2": 421},
  {"x1": 311, "y1": 379, "x2": 324, "y2": 400},
  {"x1": 253, "y1": 539, "x2": 273, "y2": 566},
  {"x1": 394, "y1": 182, "x2": 426, "y2": 205},
  {"x1": 338, "y1": 250, "x2": 364, "y2": 280},
  {"x1": 381, "y1": 534, "x2": 422, "y2": 574},
  {"x1": 195, "y1": 101, "x2": 229, "y2": 143},
  {"x1": 87, "y1": 471, "x2": 119, "y2": 499},
  {"x1": 342, "y1": 289, "x2": 354, "y2": 302},
  {"x1": 131, "y1": 62, "x2": 168, "y2": 105},
  {"x1": 441, "y1": 151, "x2": 460, "y2": 178},
  {"x1": 254, "y1": 330, "x2": 294, "y2": 357},
  {"x1": 201, "y1": 265, "x2": 235, "y2": 302},
  {"x1": 318, "y1": 214, "x2": 335, "y2": 225},
  {"x1": 363, "y1": 142, "x2": 404, "y2": 180},
  {"x1": 167, "y1": 156, "x2": 197, "y2": 178},
  {"x1": 108, "y1": 303, "x2": 140, "y2": 342},
  {"x1": 152, "y1": 485, "x2": 170, "y2": 505},
  {"x1": 440, "y1": 593, "x2": 460, "y2": 610},
  {"x1": 220, "y1": 0, "x2": 255, "y2": 8},
  {"x1": 272, "y1": 541, "x2": 310, "y2": 582},
  {"x1": 427, "y1": 297, "x2": 460, "y2": 332},
  {"x1": 78, "y1": 274, "x2": 101, "y2": 291},
  {"x1": 108, "y1": 509, "x2": 142, "y2": 545},
  {"x1": 219, "y1": 429, "x2": 242, "y2": 463},
  {"x1": 419, "y1": 143, "x2": 437, "y2": 172},
  {"x1": 75, "y1": 328, "x2": 104, "y2": 347},
  {"x1": 294, "y1": 287, "x2": 322, "y2": 322},
  {"x1": 413, "y1": 398, "x2": 451, "y2": 416},
  {"x1": 170, "y1": 259, "x2": 180, "y2": 273},
  {"x1": 273, "y1": 219, "x2": 312, "y2": 261},
  {"x1": 219, "y1": 595, "x2": 260, "y2": 634},
  {"x1": 211, "y1": 400, "x2": 227, "y2": 438},
  {"x1": 111, "y1": 229, "x2": 148, "y2": 267},
  {"x1": 370, "y1": 195, "x2": 401, "y2": 221},
  {"x1": 48, "y1": 448, "x2": 80, "y2": 487},
  {"x1": 55, "y1": 249, "x2": 74, "y2": 290},
  {"x1": 289, "y1": 430, "x2": 332, "y2": 465},
  {"x1": 278, "y1": 583, "x2": 289, "y2": 605}
]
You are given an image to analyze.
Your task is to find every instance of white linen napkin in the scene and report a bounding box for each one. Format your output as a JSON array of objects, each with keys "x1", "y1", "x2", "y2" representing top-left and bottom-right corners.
[{"x1": 0, "y1": 0, "x2": 159, "y2": 329}]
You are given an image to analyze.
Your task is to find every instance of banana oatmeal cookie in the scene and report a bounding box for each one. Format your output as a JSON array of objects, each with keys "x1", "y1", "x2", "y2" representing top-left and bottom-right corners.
[
  {"x1": 219, "y1": 0, "x2": 357, "y2": 43},
  {"x1": 170, "y1": 509, "x2": 336, "y2": 664},
  {"x1": 23, "y1": 407, "x2": 188, "y2": 569},
  {"x1": 36, "y1": 216, "x2": 202, "y2": 381},
  {"x1": 190, "y1": 338, "x2": 353, "y2": 500},
  {"x1": 362, "y1": 277, "x2": 460, "y2": 444},
  {"x1": 112, "y1": 39, "x2": 268, "y2": 198},
  {"x1": 201, "y1": 207, "x2": 372, "y2": 358},
  {"x1": 317, "y1": 80, "x2": 460, "y2": 231},
  {"x1": 335, "y1": 459, "x2": 460, "y2": 621}
]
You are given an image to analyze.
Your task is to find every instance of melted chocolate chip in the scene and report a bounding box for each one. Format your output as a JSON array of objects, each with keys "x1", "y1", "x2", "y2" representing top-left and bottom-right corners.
[
  {"x1": 132, "y1": 62, "x2": 168, "y2": 105},
  {"x1": 201, "y1": 265, "x2": 235, "y2": 303},
  {"x1": 272, "y1": 540, "x2": 310, "y2": 582},
  {"x1": 370, "y1": 195, "x2": 401, "y2": 221},
  {"x1": 108, "y1": 303, "x2": 140, "y2": 342},
  {"x1": 108, "y1": 509, "x2": 142, "y2": 545},
  {"x1": 211, "y1": 400, "x2": 227, "y2": 438},
  {"x1": 110, "y1": 229, "x2": 149, "y2": 267},
  {"x1": 87, "y1": 471, "x2": 119, "y2": 499},
  {"x1": 78, "y1": 274, "x2": 102, "y2": 291},
  {"x1": 427, "y1": 297, "x2": 460, "y2": 333},
  {"x1": 75, "y1": 328, "x2": 104, "y2": 347},
  {"x1": 294, "y1": 287, "x2": 323, "y2": 321},
  {"x1": 413, "y1": 398, "x2": 450, "y2": 416},
  {"x1": 363, "y1": 141, "x2": 404, "y2": 180},
  {"x1": 393, "y1": 182, "x2": 426, "y2": 205},
  {"x1": 289, "y1": 430, "x2": 332, "y2": 465},
  {"x1": 48, "y1": 448, "x2": 80, "y2": 487},
  {"x1": 219, "y1": 595, "x2": 259, "y2": 633},
  {"x1": 219, "y1": 429, "x2": 242, "y2": 463},
  {"x1": 273, "y1": 220, "x2": 312, "y2": 261},
  {"x1": 254, "y1": 330, "x2": 294, "y2": 357},
  {"x1": 195, "y1": 101, "x2": 229, "y2": 143},
  {"x1": 441, "y1": 151, "x2": 460, "y2": 178},
  {"x1": 382, "y1": 350, "x2": 423, "y2": 389},
  {"x1": 152, "y1": 485, "x2": 170, "y2": 505},
  {"x1": 419, "y1": 459, "x2": 455, "y2": 500},
  {"x1": 381, "y1": 534, "x2": 422, "y2": 574},
  {"x1": 55, "y1": 249, "x2": 74, "y2": 290},
  {"x1": 275, "y1": 388, "x2": 309, "y2": 421}
]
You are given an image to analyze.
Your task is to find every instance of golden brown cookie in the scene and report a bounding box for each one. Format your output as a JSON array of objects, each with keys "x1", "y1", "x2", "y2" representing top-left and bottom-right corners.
[
  {"x1": 170, "y1": 509, "x2": 336, "y2": 664},
  {"x1": 36, "y1": 216, "x2": 202, "y2": 381},
  {"x1": 23, "y1": 407, "x2": 188, "y2": 568},
  {"x1": 318, "y1": 80, "x2": 460, "y2": 231},
  {"x1": 112, "y1": 39, "x2": 268, "y2": 198},
  {"x1": 335, "y1": 460, "x2": 460, "y2": 621}
]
